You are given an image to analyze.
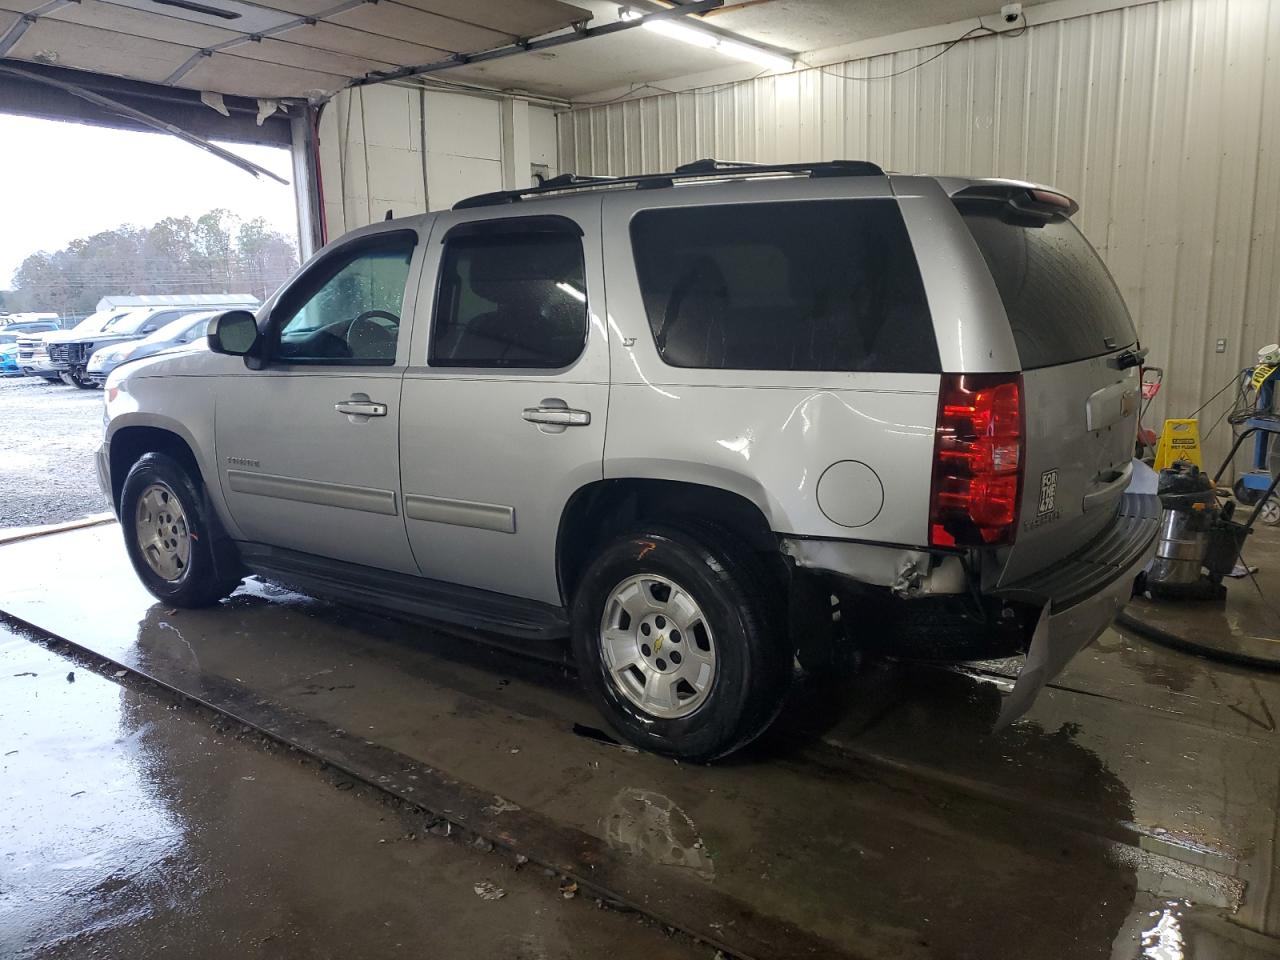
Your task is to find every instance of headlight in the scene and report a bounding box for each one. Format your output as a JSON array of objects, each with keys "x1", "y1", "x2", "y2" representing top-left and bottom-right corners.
[{"x1": 92, "y1": 347, "x2": 130, "y2": 368}]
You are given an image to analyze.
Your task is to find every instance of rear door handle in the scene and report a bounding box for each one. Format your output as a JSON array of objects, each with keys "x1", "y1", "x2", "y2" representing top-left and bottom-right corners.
[
  {"x1": 522, "y1": 406, "x2": 590, "y2": 427},
  {"x1": 335, "y1": 400, "x2": 387, "y2": 417}
]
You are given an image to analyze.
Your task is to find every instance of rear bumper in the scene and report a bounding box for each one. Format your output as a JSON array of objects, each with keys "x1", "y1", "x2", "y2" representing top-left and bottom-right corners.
[
  {"x1": 993, "y1": 489, "x2": 1160, "y2": 724},
  {"x1": 994, "y1": 491, "x2": 1161, "y2": 613}
]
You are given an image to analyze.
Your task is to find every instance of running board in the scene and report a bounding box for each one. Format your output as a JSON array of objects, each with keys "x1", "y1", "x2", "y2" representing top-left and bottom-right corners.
[{"x1": 237, "y1": 543, "x2": 571, "y2": 642}]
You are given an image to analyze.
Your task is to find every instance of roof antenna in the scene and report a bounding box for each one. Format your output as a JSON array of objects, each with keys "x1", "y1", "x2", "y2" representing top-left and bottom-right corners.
[{"x1": 384, "y1": 208, "x2": 393, "y2": 220}]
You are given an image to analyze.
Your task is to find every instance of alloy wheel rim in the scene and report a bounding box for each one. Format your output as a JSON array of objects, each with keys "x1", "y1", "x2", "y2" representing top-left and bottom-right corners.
[
  {"x1": 134, "y1": 482, "x2": 192, "y2": 582},
  {"x1": 599, "y1": 574, "x2": 717, "y2": 720}
]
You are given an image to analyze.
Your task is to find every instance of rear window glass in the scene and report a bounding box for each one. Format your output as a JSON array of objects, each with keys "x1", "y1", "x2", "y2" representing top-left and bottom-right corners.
[
  {"x1": 629, "y1": 199, "x2": 938, "y2": 372},
  {"x1": 431, "y1": 229, "x2": 588, "y2": 369},
  {"x1": 958, "y1": 205, "x2": 1137, "y2": 369}
]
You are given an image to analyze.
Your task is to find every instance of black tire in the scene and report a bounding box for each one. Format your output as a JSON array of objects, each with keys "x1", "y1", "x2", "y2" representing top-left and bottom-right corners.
[
  {"x1": 60, "y1": 368, "x2": 95, "y2": 389},
  {"x1": 570, "y1": 524, "x2": 790, "y2": 761},
  {"x1": 1233, "y1": 478, "x2": 1262, "y2": 506},
  {"x1": 120, "y1": 451, "x2": 243, "y2": 607}
]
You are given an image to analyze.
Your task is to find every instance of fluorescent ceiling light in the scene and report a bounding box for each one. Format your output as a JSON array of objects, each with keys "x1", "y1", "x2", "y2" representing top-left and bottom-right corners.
[
  {"x1": 620, "y1": 6, "x2": 794, "y2": 72},
  {"x1": 714, "y1": 38, "x2": 793, "y2": 72},
  {"x1": 643, "y1": 18, "x2": 719, "y2": 49}
]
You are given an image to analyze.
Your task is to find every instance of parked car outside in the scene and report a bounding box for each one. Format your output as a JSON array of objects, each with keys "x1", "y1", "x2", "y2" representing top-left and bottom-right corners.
[
  {"x1": 0, "y1": 341, "x2": 19, "y2": 376},
  {"x1": 20, "y1": 310, "x2": 132, "y2": 382},
  {"x1": 0, "y1": 312, "x2": 58, "y2": 327},
  {"x1": 1, "y1": 319, "x2": 61, "y2": 337},
  {"x1": 86, "y1": 311, "x2": 216, "y2": 386},
  {"x1": 1, "y1": 319, "x2": 60, "y2": 377},
  {"x1": 50, "y1": 300, "x2": 256, "y2": 388},
  {"x1": 39, "y1": 297, "x2": 258, "y2": 388},
  {"x1": 98, "y1": 162, "x2": 1159, "y2": 760}
]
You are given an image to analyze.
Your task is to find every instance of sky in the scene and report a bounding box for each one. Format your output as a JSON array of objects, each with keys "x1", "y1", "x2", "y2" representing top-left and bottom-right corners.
[{"x1": 0, "y1": 113, "x2": 297, "y2": 288}]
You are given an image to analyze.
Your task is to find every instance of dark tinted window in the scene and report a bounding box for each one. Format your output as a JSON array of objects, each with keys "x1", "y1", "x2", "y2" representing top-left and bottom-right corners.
[
  {"x1": 958, "y1": 205, "x2": 1137, "y2": 369},
  {"x1": 431, "y1": 229, "x2": 587, "y2": 368},
  {"x1": 629, "y1": 199, "x2": 937, "y2": 372}
]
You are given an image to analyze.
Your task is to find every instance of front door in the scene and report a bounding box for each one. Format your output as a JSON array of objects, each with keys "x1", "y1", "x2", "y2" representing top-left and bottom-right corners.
[
  {"x1": 214, "y1": 230, "x2": 422, "y2": 574},
  {"x1": 400, "y1": 201, "x2": 608, "y2": 604}
]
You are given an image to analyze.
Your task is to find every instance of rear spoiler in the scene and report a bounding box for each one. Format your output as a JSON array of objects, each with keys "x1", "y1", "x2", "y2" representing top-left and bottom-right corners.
[{"x1": 949, "y1": 180, "x2": 1079, "y2": 220}]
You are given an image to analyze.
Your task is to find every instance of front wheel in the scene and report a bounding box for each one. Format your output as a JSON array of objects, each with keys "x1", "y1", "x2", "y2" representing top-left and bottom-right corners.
[
  {"x1": 120, "y1": 452, "x2": 243, "y2": 607},
  {"x1": 60, "y1": 368, "x2": 96, "y2": 388},
  {"x1": 570, "y1": 525, "x2": 789, "y2": 761}
]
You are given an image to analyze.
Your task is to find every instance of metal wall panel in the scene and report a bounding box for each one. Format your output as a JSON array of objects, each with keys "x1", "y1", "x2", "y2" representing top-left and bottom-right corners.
[
  {"x1": 317, "y1": 85, "x2": 558, "y2": 236},
  {"x1": 560, "y1": 0, "x2": 1280, "y2": 466}
]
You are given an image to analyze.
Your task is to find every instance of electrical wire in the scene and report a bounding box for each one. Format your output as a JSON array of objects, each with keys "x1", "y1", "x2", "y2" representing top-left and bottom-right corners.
[
  {"x1": 572, "y1": 13, "x2": 1029, "y2": 108},
  {"x1": 819, "y1": 23, "x2": 996, "y2": 82},
  {"x1": 1185, "y1": 371, "x2": 1246, "y2": 419},
  {"x1": 1201, "y1": 403, "x2": 1232, "y2": 444},
  {"x1": 818, "y1": 14, "x2": 1028, "y2": 85}
]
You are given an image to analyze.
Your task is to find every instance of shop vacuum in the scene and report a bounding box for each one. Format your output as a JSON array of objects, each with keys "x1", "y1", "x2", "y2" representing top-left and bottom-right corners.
[{"x1": 1146, "y1": 461, "x2": 1250, "y2": 600}]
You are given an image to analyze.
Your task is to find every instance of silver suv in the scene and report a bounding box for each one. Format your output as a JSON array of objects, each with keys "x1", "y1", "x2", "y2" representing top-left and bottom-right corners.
[{"x1": 98, "y1": 160, "x2": 1159, "y2": 760}]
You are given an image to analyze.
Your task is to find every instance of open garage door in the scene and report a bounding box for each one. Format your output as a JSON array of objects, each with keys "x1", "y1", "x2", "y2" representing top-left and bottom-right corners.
[{"x1": 0, "y1": 0, "x2": 591, "y2": 100}]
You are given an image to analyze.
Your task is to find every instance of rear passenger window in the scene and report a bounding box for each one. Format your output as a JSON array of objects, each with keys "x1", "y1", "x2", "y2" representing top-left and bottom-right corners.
[
  {"x1": 431, "y1": 221, "x2": 588, "y2": 369},
  {"x1": 629, "y1": 199, "x2": 937, "y2": 372}
]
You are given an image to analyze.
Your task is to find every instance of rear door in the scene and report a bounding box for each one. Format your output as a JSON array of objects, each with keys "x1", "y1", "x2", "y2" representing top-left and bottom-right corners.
[
  {"x1": 400, "y1": 200, "x2": 607, "y2": 605},
  {"x1": 956, "y1": 203, "x2": 1141, "y2": 582}
]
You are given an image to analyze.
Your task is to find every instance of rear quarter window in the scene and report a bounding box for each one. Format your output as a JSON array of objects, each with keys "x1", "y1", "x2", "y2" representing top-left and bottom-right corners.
[
  {"x1": 629, "y1": 199, "x2": 938, "y2": 373},
  {"x1": 957, "y1": 204, "x2": 1137, "y2": 369}
]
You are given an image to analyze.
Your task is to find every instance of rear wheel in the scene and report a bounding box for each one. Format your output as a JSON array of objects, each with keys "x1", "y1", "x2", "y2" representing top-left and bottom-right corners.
[
  {"x1": 570, "y1": 525, "x2": 789, "y2": 761},
  {"x1": 120, "y1": 452, "x2": 243, "y2": 607}
]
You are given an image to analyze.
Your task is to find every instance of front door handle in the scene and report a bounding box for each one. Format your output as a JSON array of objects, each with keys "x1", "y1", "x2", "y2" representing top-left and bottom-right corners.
[
  {"x1": 335, "y1": 400, "x2": 387, "y2": 417},
  {"x1": 522, "y1": 405, "x2": 590, "y2": 427}
]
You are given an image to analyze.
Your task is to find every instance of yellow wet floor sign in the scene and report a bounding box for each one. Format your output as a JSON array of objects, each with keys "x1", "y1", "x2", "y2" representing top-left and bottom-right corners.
[{"x1": 1153, "y1": 418, "x2": 1204, "y2": 470}]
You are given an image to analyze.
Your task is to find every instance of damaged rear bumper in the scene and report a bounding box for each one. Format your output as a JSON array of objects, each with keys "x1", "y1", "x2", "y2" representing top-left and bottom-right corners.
[{"x1": 992, "y1": 489, "x2": 1161, "y2": 723}]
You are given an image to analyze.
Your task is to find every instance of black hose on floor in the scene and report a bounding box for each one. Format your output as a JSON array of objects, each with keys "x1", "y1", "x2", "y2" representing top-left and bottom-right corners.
[{"x1": 1116, "y1": 609, "x2": 1280, "y2": 671}]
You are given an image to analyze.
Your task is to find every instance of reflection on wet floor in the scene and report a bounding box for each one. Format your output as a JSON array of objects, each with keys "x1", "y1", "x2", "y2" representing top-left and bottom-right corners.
[
  {"x1": 0, "y1": 636, "x2": 706, "y2": 960},
  {"x1": 605, "y1": 788, "x2": 716, "y2": 881},
  {"x1": 0, "y1": 640, "x2": 186, "y2": 953},
  {"x1": 3, "y1": 524, "x2": 1280, "y2": 958}
]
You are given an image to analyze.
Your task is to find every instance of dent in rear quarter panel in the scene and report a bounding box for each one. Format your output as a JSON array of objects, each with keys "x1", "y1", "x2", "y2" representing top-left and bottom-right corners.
[{"x1": 603, "y1": 373, "x2": 940, "y2": 543}]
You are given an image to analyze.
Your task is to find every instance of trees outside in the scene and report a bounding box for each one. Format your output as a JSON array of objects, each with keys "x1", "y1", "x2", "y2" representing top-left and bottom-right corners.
[{"x1": 7, "y1": 210, "x2": 298, "y2": 315}]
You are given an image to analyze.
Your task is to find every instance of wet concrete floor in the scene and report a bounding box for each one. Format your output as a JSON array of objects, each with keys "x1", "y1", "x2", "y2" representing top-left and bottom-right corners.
[
  {"x1": 1125, "y1": 522, "x2": 1280, "y2": 665},
  {"x1": 4, "y1": 524, "x2": 1280, "y2": 958},
  {"x1": 0, "y1": 634, "x2": 707, "y2": 960}
]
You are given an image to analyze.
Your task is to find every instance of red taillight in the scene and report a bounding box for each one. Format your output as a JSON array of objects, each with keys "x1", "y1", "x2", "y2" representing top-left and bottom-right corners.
[{"x1": 929, "y1": 373, "x2": 1024, "y2": 547}]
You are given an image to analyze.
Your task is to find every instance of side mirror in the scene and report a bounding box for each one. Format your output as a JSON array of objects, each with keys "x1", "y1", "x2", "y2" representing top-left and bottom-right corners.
[{"x1": 207, "y1": 310, "x2": 260, "y2": 357}]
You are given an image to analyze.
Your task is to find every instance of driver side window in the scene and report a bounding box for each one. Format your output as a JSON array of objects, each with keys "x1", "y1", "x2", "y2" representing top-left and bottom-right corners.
[{"x1": 276, "y1": 237, "x2": 414, "y2": 364}]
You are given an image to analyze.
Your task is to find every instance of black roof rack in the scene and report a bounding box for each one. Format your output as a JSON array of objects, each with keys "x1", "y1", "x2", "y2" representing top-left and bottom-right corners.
[{"x1": 452, "y1": 158, "x2": 885, "y2": 210}]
